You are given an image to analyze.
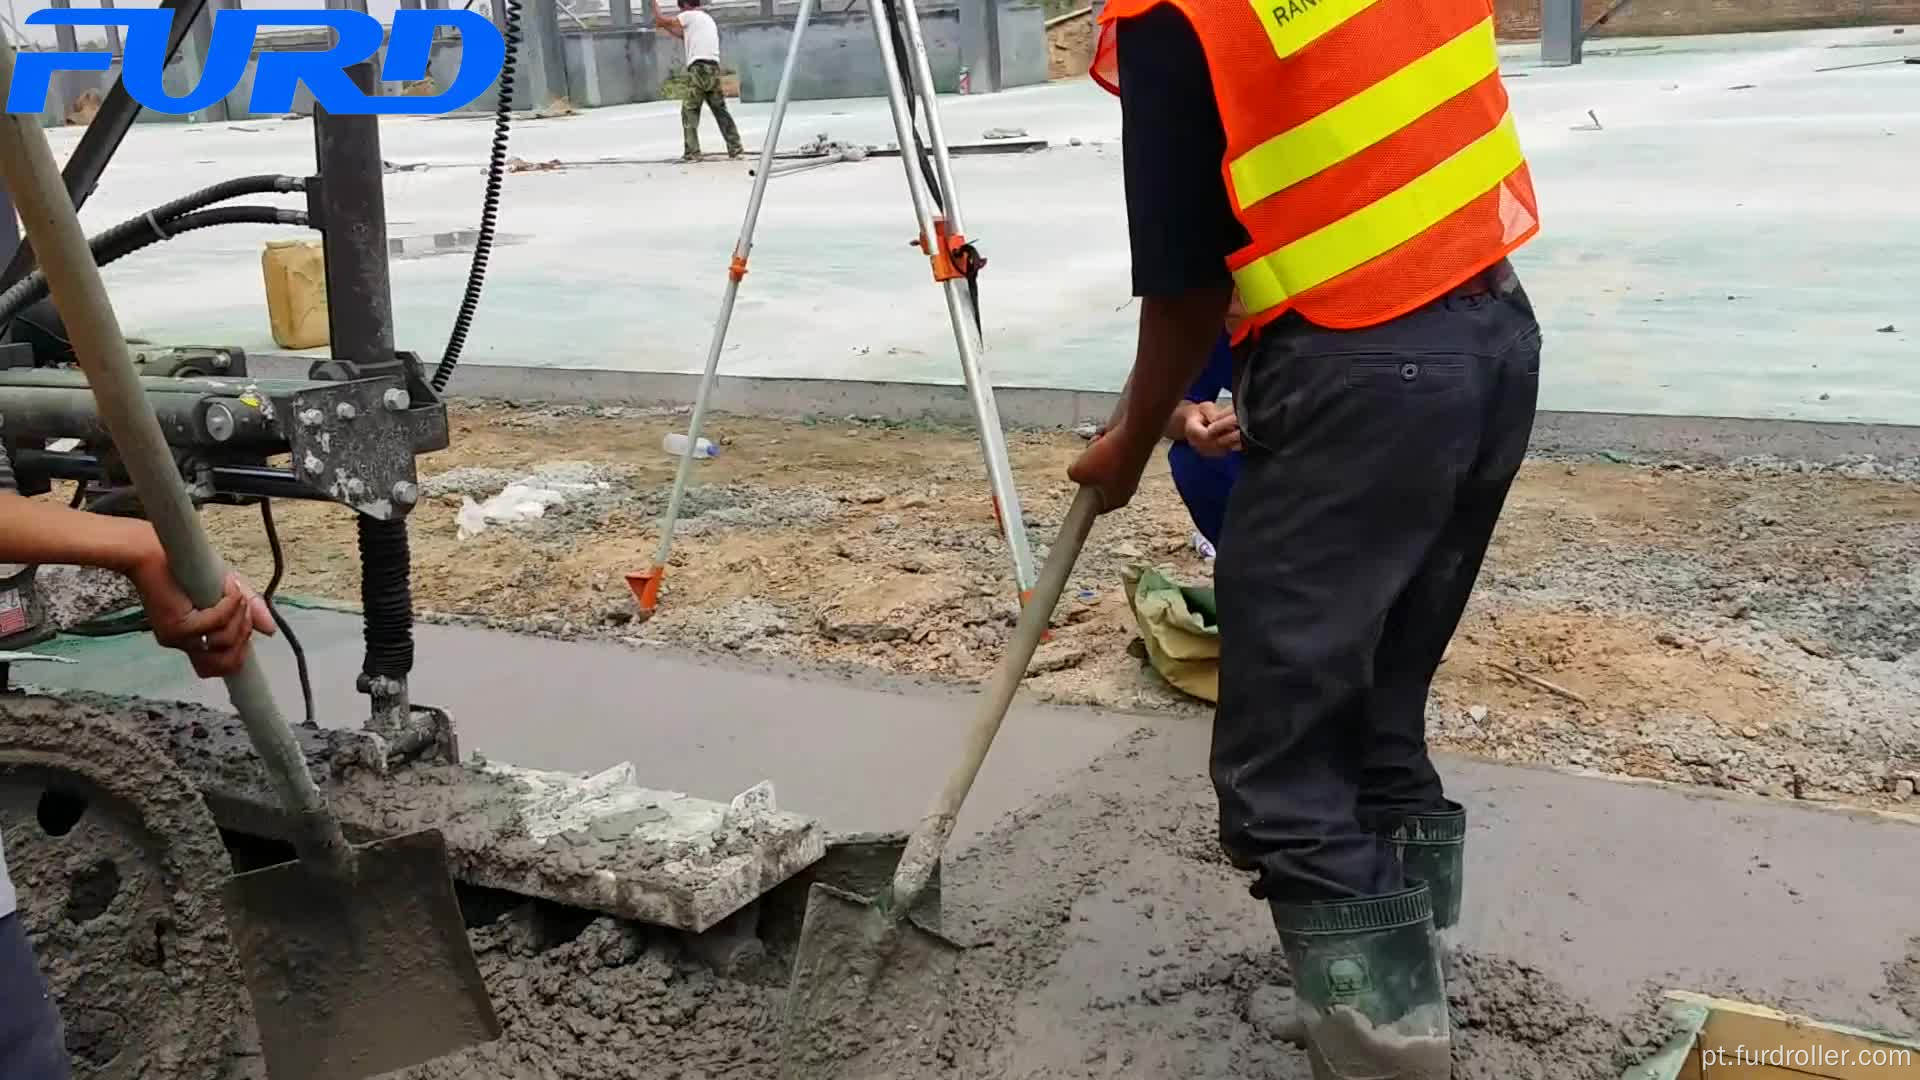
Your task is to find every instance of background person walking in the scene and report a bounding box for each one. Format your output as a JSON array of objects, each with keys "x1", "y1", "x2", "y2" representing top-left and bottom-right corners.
[{"x1": 656, "y1": 0, "x2": 743, "y2": 162}]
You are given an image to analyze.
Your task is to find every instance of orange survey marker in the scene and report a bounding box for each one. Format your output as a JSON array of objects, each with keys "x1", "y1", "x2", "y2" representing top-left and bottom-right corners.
[
  {"x1": 628, "y1": 0, "x2": 1039, "y2": 620},
  {"x1": 625, "y1": 564, "x2": 665, "y2": 614}
]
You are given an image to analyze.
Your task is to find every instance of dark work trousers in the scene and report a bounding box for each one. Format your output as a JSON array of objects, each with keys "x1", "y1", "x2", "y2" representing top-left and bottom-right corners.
[
  {"x1": 1213, "y1": 266, "x2": 1540, "y2": 904},
  {"x1": 0, "y1": 914, "x2": 70, "y2": 1080}
]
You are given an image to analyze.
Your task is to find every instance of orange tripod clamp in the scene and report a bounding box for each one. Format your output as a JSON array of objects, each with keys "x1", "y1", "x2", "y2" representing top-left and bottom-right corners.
[{"x1": 911, "y1": 217, "x2": 983, "y2": 283}]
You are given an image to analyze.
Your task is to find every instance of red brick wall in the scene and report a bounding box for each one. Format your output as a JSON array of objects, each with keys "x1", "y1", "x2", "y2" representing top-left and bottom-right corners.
[{"x1": 1495, "y1": 0, "x2": 1920, "y2": 39}]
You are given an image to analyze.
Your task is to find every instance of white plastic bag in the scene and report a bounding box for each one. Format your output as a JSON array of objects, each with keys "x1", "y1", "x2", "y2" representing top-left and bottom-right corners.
[{"x1": 456, "y1": 483, "x2": 572, "y2": 539}]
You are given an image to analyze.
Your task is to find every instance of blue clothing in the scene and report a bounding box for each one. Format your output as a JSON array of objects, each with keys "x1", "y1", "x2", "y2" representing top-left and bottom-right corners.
[
  {"x1": 1168, "y1": 333, "x2": 1243, "y2": 546},
  {"x1": 0, "y1": 914, "x2": 68, "y2": 1079}
]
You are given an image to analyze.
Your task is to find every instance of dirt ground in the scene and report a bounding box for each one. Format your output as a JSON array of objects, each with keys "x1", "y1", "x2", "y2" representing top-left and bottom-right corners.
[
  {"x1": 200, "y1": 402, "x2": 1920, "y2": 816},
  {"x1": 1046, "y1": 10, "x2": 1097, "y2": 81}
]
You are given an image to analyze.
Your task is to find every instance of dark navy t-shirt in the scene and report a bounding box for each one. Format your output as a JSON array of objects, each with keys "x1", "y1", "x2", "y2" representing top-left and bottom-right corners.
[{"x1": 1116, "y1": 6, "x2": 1246, "y2": 298}]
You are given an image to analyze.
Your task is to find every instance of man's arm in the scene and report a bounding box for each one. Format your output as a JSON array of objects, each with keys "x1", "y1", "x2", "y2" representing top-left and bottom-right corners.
[
  {"x1": 655, "y1": 11, "x2": 684, "y2": 36},
  {"x1": 0, "y1": 493, "x2": 272, "y2": 677}
]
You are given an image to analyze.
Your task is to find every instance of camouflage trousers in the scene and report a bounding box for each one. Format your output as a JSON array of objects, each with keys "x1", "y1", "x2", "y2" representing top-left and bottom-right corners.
[{"x1": 681, "y1": 60, "x2": 742, "y2": 158}]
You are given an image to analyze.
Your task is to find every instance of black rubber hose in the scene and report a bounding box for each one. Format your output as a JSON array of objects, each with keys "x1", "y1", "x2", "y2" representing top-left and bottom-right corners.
[
  {"x1": 0, "y1": 206, "x2": 310, "y2": 327},
  {"x1": 137, "y1": 174, "x2": 305, "y2": 233},
  {"x1": 260, "y1": 501, "x2": 316, "y2": 728},
  {"x1": 432, "y1": 0, "x2": 522, "y2": 394},
  {"x1": 356, "y1": 515, "x2": 414, "y2": 680},
  {"x1": 26, "y1": 175, "x2": 303, "y2": 287}
]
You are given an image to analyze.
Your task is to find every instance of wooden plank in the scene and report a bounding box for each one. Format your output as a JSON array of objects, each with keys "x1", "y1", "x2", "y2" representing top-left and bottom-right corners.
[
  {"x1": 1667, "y1": 992, "x2": 1920, "y2": 1080},
  {"x1": 1623, "y1": 996, "x2": 1710, "y2": 1080}
]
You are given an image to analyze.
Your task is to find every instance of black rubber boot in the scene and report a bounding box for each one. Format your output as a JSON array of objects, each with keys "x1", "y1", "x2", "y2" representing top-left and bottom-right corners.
[
  {"x1": 1391, "y1": 801, "x2": 1465, "y2": 933},
  {"x1": 1269, "y1": 884, "x2": 1452, "y2": 1080}
]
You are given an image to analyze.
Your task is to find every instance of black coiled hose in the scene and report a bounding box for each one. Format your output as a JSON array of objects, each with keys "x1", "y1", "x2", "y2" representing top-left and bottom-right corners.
[
  {"x1": 0, "y1": 205, "x2": 309, "y2": 327},
  {"x1": 433, "y1": 0, "x2": 522, "y2": 394},
  {"x1": 357, "y1": 516, "x2": 415, "y2": 680}
]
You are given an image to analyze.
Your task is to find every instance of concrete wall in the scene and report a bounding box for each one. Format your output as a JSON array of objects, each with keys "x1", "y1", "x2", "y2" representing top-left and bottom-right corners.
[
  {"x1": 995, "y1": 0, "x2": 1048, "y2": 89},
  {"x1": 732, "y1": 7, "x2": 962, "y2": 102},
  {"x1": 561, "y1": 29, "x2": 679, "y2": 106},
  {"x1": 959, "y1": 0, "x2": 1045, "y2": 91},
  {"x1": 1495, "y1": 0, "x2": 1920, "y2": 39}
]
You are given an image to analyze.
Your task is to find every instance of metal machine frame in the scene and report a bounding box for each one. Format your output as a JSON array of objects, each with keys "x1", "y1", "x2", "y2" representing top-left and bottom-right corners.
[
  {"x1": 0, "y1": 3, "x2": 842, "y2": 943},
  {"x1": 0, "y1": 37, "x2": 445, "y2": 744}
]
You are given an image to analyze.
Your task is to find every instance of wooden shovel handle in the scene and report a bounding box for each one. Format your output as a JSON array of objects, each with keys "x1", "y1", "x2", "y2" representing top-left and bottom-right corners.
[{"x1": 888, "y1": 486, "x2": 1102, "y2": 913}]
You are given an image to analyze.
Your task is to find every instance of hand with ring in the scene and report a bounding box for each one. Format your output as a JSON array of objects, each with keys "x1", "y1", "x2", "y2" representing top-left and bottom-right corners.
[{"x1": 121, "y1": 528, "x2": 275, "y2": 679}]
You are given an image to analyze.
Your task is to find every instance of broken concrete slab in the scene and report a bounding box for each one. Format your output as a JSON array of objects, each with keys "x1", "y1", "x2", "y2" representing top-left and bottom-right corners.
[{"x1": 59, "y1": 691, "x2": 825, "y2": 932}]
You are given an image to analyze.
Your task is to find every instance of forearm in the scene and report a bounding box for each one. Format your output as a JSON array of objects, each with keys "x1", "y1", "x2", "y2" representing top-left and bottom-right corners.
[
  {"x1": 0, "y1": 492, "x2": 156, "y2": 575},
  {"x1": 1116, "y1": 285, "x2": 1233, "y2": 443}
]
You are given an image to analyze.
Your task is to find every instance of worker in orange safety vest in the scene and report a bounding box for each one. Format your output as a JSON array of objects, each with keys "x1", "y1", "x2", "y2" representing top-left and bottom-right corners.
[{"x1": 1071, "y1": 4, "x2": 1542, "y2": 1075}]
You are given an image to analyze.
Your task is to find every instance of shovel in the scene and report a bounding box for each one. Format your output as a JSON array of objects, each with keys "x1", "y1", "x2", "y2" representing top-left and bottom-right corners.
[
  {"x1": 778, "y1": 485, "x2": 1101, "y2": 1080},
  {"x1": 0, "y1": 48, "x2": 499, "y2": 1080}
]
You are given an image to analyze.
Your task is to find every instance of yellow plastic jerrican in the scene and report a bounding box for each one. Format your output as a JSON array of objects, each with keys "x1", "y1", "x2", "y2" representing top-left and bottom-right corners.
[{"x1": 261, "y1": 238, "x2": 329, "y2": 350}]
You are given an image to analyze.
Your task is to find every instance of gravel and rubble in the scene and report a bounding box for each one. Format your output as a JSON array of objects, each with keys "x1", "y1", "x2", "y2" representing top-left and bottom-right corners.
[{"x1": 200, "y1": 403, "x2": 1920, "y2": 814}]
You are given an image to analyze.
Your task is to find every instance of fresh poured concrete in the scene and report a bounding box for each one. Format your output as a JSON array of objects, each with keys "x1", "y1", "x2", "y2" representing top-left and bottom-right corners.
[
  {"x1": 22, "y1": 607, "x2": 1920, "y2": 1029},
  {"x1": 22, "y1": 605, "x2": 1142, "y2": 848},
  {"x1": 53, "y1": 25, "x2": 1920, "y2": 424}
]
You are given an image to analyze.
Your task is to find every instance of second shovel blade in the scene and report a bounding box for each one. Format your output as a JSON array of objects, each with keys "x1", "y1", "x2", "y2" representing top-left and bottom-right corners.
[{"x1": 777, "y1": 882, "x2": 962, "y2": 1080}]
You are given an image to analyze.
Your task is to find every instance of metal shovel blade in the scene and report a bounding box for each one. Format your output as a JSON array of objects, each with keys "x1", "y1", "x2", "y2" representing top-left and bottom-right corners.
[
  {"x1": 777, "y1": 882, "x2": 962, "y2": 1080},
  {"x1": 221, "y1": 829, "x2": 500, "y2": 1080}
]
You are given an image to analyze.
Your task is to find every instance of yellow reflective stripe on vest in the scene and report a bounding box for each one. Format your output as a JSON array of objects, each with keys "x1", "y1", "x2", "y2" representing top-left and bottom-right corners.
[
  {"x1": 1232, "y1": 112, "x2": 1523, "y2": 312},
  {"x1": 1229, "y1": 18, "x2": 1500, "y2": 210},
  {"x1": 1254, "y1": 0, "x2": 1379, "y2": 59}
]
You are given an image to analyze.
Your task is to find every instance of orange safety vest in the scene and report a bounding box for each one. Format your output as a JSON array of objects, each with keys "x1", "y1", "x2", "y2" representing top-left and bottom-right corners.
[{"x1": 1089, "y1": 0, "x2": 1539, "y2": 334}]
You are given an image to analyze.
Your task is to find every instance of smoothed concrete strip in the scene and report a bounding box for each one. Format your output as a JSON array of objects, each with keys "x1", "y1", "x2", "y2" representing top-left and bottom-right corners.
[{"x1": 25, "y1": 607, "x2": 1144, "y2": 851}]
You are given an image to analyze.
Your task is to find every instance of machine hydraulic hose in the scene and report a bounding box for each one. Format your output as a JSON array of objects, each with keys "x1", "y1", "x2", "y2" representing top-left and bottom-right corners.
[
  {"x1": 432, "y1": 0, "x2": 522, "y2": 393},
  {"x1": 0, "y1": 203, "x2": 308, "y2": 326}
]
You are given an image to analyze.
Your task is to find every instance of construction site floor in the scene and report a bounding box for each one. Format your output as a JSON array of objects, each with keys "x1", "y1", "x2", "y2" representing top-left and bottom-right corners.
[{"x1": 23, "y1": 610, "x2": 1920, "y2": 1078}]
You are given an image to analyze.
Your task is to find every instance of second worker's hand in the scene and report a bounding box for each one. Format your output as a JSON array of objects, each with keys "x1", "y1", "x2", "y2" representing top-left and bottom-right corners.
[
  {"x1": 1184, "y1": 401, "x2": 1242, "y2": 457},
  {"x1": 1068, "y1": 418, "x2": 1161, "y2": 512}
]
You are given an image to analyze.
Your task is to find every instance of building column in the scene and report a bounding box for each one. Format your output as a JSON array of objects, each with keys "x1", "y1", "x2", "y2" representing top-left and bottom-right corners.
[
  {"x1": 1541, "y1": 0, "x2": 1583, "y2": 65},
  {"x1": 958, "y1": 0, "x2": 1005, "y2": 93},
  {"x1": 505, "y1": 0, "x2": 571, "y2": 110}
]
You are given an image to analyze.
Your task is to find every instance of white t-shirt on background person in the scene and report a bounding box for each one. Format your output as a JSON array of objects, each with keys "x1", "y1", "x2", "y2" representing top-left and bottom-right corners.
[
  {"x1": 676, "y1": 8, "x2": 721, "y2": 65},
  {"x1": 1, "y1": 838, "x2": 14, "y2": 918}
]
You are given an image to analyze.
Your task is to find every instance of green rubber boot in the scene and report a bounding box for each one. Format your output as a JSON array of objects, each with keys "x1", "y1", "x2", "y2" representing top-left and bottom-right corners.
[
  {"x1": 1269, "y1": 884, "x2": 1452, "y2": 1080},
  {"x1": 1391, "y1": 801, "x2": 1465, "y2": 933}
]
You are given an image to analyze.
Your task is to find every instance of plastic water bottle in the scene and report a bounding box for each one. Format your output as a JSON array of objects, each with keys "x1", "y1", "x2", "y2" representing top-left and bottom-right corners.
[{"x1": 662, "y1": 433, "x2": 719, "y2": 459}]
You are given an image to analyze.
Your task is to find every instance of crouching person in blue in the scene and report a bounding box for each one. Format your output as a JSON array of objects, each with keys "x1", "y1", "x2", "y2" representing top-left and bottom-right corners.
[{"x1": 1164, "y1": 331, "x2": 1241, "y2": 552}]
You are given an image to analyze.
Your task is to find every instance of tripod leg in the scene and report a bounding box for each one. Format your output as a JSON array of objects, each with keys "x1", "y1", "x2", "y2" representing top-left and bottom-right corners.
[
  {"x1": 866, "y1": 0, "x2": 1040, "y2": 601},
  {"x1": 629, "y1": 0, "x2": 821, "y2": 615}
]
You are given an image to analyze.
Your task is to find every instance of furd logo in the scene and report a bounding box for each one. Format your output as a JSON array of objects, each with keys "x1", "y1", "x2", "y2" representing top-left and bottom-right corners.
[{"x1": 6, "y1": 8, "x2": 505, "y2": 115}]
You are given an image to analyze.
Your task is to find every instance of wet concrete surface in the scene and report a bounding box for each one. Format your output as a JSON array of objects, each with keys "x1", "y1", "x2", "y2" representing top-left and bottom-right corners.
[
  {"x1": 24, "y1": 605, "x2": 1140, "y2": 849},
  {"x1": 24, "y1": 610, "x2": 1920, "y2": 1038}
]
